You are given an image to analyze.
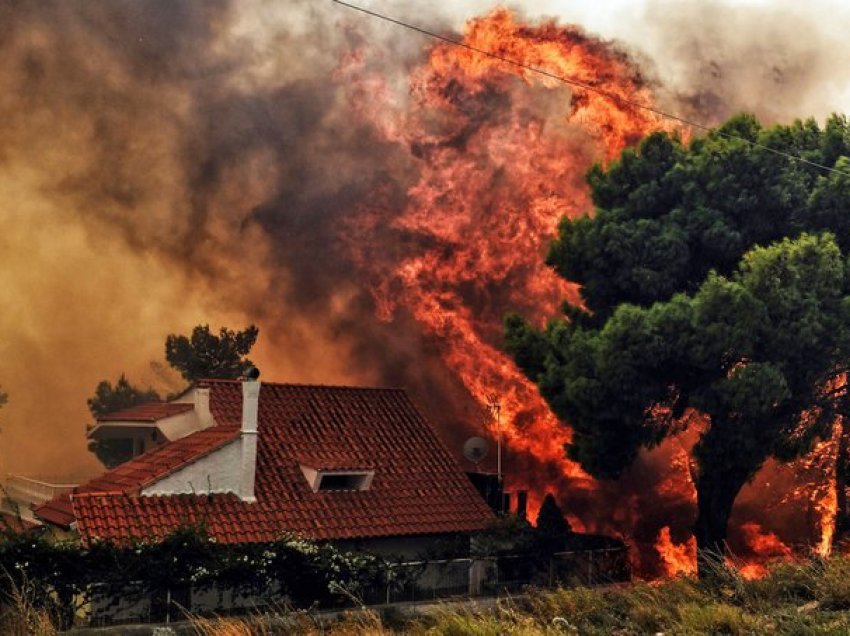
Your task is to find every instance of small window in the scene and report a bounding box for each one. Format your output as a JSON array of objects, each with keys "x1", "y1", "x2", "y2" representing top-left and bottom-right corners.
[
  {"x1": 299, "y1": 465, "x2": 374, "y2": 492},
  {"x1": 317, "y1": 473, "x2": 371, "y2": 492}
]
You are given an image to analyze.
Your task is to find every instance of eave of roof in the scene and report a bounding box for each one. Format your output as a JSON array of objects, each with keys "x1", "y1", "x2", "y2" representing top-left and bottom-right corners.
[{"x1": 71, "y1": 491, "x2": 491, "y2": 546}]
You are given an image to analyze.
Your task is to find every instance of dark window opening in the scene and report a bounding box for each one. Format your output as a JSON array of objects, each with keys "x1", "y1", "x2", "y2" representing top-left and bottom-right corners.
[{"x1": 317, "y1": 473, "x2": 369, "y2": 492}]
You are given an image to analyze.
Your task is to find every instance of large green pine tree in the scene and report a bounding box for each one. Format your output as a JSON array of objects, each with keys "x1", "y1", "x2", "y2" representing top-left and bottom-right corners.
[
  {"x1": 507, "y1": 114, "x2": 850, "y2": 574},
  {"x1": 164, "y1": 324, "x2": 259, "y2": 382}
]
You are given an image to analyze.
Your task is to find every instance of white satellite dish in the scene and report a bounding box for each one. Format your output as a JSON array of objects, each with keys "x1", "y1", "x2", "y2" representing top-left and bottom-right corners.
[{"x1": 463, "y1": 436, "x2": 490, "y2": 466}]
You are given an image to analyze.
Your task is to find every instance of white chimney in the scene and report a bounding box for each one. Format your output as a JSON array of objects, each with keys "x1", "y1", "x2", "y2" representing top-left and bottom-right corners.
[
  {"x1": 194, "y1": 385, "x2": 213, "y2": 429},
  {"x1": 239, "y1": 372, "x2": 261, "y2": 503}
]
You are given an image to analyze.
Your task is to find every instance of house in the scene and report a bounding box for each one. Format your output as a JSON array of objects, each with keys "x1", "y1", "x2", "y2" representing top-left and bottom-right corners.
[
  {"x1": 35, "y1": 376, "x2": 495, "y2": 557},
  {"x1": 86, "y1": 401, "x2": 199, "y2": 464}
]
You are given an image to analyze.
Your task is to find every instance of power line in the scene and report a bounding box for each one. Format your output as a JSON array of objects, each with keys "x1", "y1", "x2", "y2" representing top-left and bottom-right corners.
[{"x1": 331, "y1": 0, "x2": 850, "y2": 178}]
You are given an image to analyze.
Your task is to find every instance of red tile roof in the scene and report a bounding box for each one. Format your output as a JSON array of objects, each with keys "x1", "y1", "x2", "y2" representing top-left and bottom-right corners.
[
  {"x1": 97, "y1": 402, "x2": 194, "y2": 423},
  {"x1": 38, "y1": 381, "x2": 494, "y2": 544},
  {"x1": 34, "y1": 426, "x2": 239, "y2": 527}
]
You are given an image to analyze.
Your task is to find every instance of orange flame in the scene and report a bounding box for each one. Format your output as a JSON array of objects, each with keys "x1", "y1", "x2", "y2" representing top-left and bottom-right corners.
[
  {"x1": 802, "y1": 434, "x2": 839, "y2": 557},
  {"x1": 344, "y1": 8, "x2": 668, "y2": 528},
  {"x1": 732, "y1": 522, "x2": 793, "y2": 578},
  {"x1": 341, "y1": 8, "x2": 837, "y2": 574},
  {"x1": 655, "y1": 526, "x2": 697, "y2": 577},
  {"x1": 739, "y1": 522, "x2": 793, "y2": 559}
]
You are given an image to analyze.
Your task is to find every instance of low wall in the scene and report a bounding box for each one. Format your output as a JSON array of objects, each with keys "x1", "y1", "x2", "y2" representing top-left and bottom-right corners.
[{"x1": 83, "y1": 547, "x2": 630, "y2": 626}]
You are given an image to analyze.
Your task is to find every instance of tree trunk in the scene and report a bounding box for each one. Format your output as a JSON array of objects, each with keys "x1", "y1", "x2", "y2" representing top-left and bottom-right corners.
[
  {"x1": 834, "y1": 416, "x2": 850, "y2": 548},
  {"x1": 693, "y1": 466, "x2": 752, "y2": 578}
]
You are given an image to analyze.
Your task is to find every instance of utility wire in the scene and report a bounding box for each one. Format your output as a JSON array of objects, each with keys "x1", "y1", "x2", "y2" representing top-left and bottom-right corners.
[{"x1": 331, "y1": 0, "x2": 850, "y2": 178}]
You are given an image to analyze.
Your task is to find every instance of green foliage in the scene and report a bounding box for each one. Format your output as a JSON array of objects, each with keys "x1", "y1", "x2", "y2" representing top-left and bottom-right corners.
[
  {"x1": 14, "y1": 526, "x2": 850, "y2": 633},
  {"x1": 87, "y1": 374, "x2": 160, "y2": 418},
  {"x1": 86, "y1": 439, "x2": 135, "y2": 469},
  {"x1": 165, "y1": 324, "x2": 259, "y2": 382},
  {"x1": 507, "y1": 112, "x2": 850, "y2": 561},
  {"x1": 471, "y1": 514, "x2": 537, "y2": 557},
  {"x1": 0, "y1": 525, "x2": 388, "y2": 629},
  {"x1": 547, "y1": 114, "x2": 850, "y2": 325}
]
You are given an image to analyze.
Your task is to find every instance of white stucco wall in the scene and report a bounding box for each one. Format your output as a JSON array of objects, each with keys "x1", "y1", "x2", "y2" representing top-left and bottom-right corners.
[
  {"x1": 142, "y1": 439, "x2": 243, "y2": 496},
  {"x1": 157, "y1": 410, "x2": 204, "y2": 441}
]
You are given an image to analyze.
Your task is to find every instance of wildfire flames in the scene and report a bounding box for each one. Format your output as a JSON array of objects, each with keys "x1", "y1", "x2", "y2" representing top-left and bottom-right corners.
[
  {"x1": 790, "y1": 428, "x2": 840, "y2": 558},
  {"x1": 656, "y1": 526, "x2": 697, "y2": 577},
  {"x1": 342, "y1": 8, "x2": 843, "y2": 576},
  {"x1": 345, "y1": 9, "x2": 666, "y2": 527}
]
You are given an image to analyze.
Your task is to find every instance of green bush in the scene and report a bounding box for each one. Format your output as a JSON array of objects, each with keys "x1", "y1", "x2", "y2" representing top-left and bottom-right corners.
[{"x1": 0, "y1": 525, "x2": 390, "y2": 628}]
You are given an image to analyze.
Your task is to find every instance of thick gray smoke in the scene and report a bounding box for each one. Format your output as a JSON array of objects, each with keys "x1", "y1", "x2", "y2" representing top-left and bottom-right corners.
[{"x1": 639, "y1": 0, "x2": 850, "y2": 123}]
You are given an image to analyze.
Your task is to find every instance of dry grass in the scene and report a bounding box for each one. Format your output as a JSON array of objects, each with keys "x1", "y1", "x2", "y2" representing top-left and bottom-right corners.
[
  {"x1": 0, "y1": 571, "x2": 57, "y2": 636},
  {"x1": 186, "y1": 604, "x2": 390, "y2": 636}
]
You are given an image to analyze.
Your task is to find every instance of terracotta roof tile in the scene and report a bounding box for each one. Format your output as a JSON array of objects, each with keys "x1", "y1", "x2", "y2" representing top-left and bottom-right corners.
[
  {"x1": 34, "y1": 426, "x2": 239, "y2": 527},
  {"x1": 42, "y1": 381, "x2": 494, "y2": 544}
]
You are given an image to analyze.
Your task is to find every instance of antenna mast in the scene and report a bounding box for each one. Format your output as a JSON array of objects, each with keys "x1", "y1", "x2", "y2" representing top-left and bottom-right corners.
[{"x1": 486, "y1": 394, "x2": 502, "y2": 484}]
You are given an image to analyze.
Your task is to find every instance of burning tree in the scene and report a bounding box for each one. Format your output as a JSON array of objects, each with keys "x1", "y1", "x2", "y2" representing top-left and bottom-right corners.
[{"x1": 507, "y1": 114, "x2": 850, "y2": 575}]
